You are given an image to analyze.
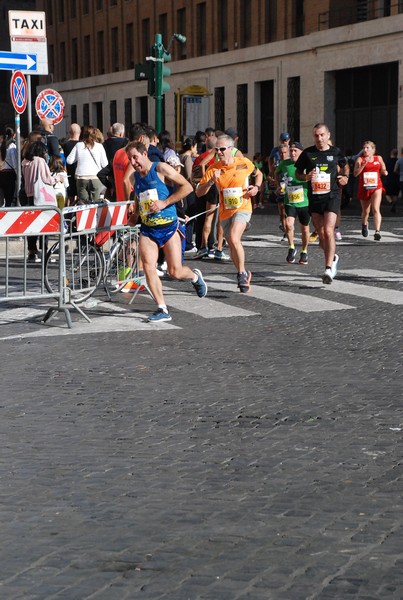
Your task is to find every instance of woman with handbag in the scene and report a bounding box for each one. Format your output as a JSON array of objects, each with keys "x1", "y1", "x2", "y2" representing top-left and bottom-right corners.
[
  {"x1": 0, "y1": 127, "x2": 17, "y2": 207},
  {"x1": 22, "y1": 141, "x2": 61, "y2": 262},
  {"x1": 66, "y1": 126, "x2": 108, "y2": 204}
]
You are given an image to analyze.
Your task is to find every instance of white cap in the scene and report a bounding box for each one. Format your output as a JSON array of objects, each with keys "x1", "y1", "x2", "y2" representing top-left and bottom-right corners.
[{"x1": 166, "y1": 155, "x2": 184, "y2": 168}]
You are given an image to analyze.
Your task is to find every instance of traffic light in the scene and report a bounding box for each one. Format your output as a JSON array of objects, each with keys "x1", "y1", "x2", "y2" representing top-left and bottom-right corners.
[
  {"x1": 134, "y1": 61, "x2": 155, "y2": 96},
  {"x1": 135, "y1": 33, "x2": 186, "y2": 133}
]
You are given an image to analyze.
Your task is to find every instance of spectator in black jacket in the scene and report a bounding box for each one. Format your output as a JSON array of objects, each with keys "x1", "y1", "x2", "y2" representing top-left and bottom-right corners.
[{"x1": 36, "y1": 117, "x2": 61, "y2": 158}]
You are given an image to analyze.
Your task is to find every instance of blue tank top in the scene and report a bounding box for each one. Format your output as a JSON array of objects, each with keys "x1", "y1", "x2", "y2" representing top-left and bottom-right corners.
[{"x1": 134, "y1": 162, "x2": 177, "y2": 227}]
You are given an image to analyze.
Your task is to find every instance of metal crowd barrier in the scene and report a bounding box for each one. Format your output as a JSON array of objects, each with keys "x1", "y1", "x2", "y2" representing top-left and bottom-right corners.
[
  {"x1": 0, "y1": 202, "x2": 149, "y2": 328},
  {"x1": 0, "y1": 204, "x2": 64, "y2": 308}
]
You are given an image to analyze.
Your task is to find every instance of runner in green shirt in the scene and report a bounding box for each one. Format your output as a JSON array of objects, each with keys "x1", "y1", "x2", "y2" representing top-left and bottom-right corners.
[{"x1": 275, "y1": 142, "x2": 310, "y2": 265}]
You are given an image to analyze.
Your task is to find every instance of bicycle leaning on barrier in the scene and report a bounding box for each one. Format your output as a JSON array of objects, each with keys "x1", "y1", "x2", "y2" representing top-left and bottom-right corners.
[{"x1": 44, "y1": 206, "x2": 146, "y2": 303}]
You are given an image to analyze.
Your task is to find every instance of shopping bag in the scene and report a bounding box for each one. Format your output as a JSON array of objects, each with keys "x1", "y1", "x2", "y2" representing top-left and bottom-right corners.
[{"x1": 33, "y1": 168, "x2": 57, "y2": 207}]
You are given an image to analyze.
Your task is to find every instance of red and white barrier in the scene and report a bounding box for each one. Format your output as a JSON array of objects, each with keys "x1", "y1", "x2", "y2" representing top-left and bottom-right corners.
[
  {"x1": 73, "y1": 203, "x2": 128, "y2": 232},
  {"x1": 0, "y1": 209, "x2": 60, "y2": 235}
]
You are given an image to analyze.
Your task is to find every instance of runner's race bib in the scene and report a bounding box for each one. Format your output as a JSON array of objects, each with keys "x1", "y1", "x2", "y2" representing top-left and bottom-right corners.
[
  {"x1": 363, "y1": 171, "x2": 377, "y2": 189},
  {"x1": 223, "y1": 187, "x2": 244, "y2": 209},
  {"x1": 311, "y1": 171, "x2": 331, "y2": 195},
  {"x1": 139, "y1": 188, "x2": 158, "y2": 218},
  {"x1": 287, "y1": 184, "x2": 304, "y2": 204}
]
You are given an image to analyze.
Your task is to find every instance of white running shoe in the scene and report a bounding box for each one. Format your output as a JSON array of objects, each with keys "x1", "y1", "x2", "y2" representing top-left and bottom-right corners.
[
  {"x1": 331, "y1": 254, "x2": 339, "y2": 279},
  {"x1": 322, "y1": 268, "x2": 333, "y2": 284}
]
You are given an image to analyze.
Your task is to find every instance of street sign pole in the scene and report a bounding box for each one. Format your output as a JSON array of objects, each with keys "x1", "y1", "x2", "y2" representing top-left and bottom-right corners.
[
  {"x1": 10, "y1": 70, "x2": 28, "y2": 206},
  {"x1": 27, "y1": 74, "x2": 32, "y2": 132},
  {"x1": 15, "y1": 113, "x2": 21, "y2": 205}
]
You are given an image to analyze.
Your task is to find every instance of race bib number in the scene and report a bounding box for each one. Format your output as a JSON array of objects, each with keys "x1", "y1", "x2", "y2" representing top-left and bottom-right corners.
[
  {"x1": 287, "y1": 184, "x2": 304, "y2": 204},
  {"x1": 139, "y1": 188, "x2": 158, "y2": 218},
  {"x1": 223, "y1": 187, "x2": 244, "y2": 209},
  {"x1": 363, "y1": 171, "x2": 377, "y2": 189},
  {"x1": 311, "y1": 171, "x2": 331, "y2": 195}
]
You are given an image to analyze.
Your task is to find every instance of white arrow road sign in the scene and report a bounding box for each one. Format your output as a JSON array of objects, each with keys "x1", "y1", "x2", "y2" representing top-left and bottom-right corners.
[{"x1": 0, "y1": 51, "x2": 37, "y2": 71}]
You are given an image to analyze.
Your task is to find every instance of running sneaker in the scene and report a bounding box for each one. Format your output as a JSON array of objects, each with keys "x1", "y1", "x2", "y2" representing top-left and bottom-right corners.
[
  {"x1": 184, "y1": 246, "x2": 198, "y2": 257},
  {"x1": 362, "y1": 223, "x2": 369, "y2": 238},
  {"x1": 299, "y1": 251, "x2": 308, "y2": 265},
  {"x1": 147, "y1": 308, "x2": 172, "y2": 322},
  {"x1": 286, "y1": 248, "x2": 297, "y2": 263},
  {"x1": 237, "y1": 271, "x2": 252, "y2": 293},
  {"x1": 335, "y1": 229, "x2": 342, "y2": 241},
  {"x1": 208, "y1": 248, "x2": 215, "y2": 259},
  {"x1": 309, "y1": 231, "x2": 319, "y2": 243},
  {"x1": 322, "y1": 268, "x2": 333, "y2": 285},
  {"x1": 194, "y1": 247, "x2": 209, "y2": 259},
  {"x1": 374, "y1": 231, "x2": 382, "y2": 241},
  {"x1": 214, "y1": 249, "x2": 230, "y2": 261},
  {"x1": 331, "y1": 254, "x2": 339, "y2": 279},
  {"x1": 27, "y1": 253, "x2": 41, "y2": 263},
  {"x1": 192, "y1": 268, "x2": 208, "y2": 297}
]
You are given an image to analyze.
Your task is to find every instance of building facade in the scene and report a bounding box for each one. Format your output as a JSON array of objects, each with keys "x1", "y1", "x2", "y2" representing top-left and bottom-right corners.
[{"x1": 36, "y1": 0, "x2": 403, "y2": 156}]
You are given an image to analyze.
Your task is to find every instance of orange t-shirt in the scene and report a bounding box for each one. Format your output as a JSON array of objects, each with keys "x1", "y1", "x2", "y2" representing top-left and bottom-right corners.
[
  {"x1": 113, "y1": 148, "x2": 132, "y2": 201},
  {"x1": 200, "y1": 157, "x2": 255, "y2": 221}
]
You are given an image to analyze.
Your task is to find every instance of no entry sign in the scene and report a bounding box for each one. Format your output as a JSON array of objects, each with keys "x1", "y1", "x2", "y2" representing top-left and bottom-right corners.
[
  {"x1": 35, "y1": 88, "x2": 65, "y2": 124},
  {"x1": 10, "y1": 70, "x2": 27, "y2": 114}
]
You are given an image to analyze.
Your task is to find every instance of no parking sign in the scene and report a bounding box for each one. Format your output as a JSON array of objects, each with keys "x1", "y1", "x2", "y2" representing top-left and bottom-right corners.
[
  {"x1": 10, "y1": 70, "x2": 27, "y2": 114},
  {"x1": 35, "y1": 88, "x2": 65, "y2": 124}
]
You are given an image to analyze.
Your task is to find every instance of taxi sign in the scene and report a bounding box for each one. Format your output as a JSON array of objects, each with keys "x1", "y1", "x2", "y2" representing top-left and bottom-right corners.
[
  {"x1": 35, "y1": 88, "x2": 65, "y2": 124},
  {"x1": 10, "y1": 70, "x2": 27, "y2": 114}
]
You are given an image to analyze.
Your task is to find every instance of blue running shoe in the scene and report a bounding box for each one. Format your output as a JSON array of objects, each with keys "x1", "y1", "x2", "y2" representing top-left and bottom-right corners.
[
  {"x1": 147, "y1": 308, "x2": 172, "y2": 322},
  {"x1": 194, "y1": 247, "x2": 209, "y2": 259},
  {"x1": 192, "y1": 269, "x2": 208, "y2": 297},
  {"x1": 237, "y1": 271, "x2": 252, "y2": 293}
]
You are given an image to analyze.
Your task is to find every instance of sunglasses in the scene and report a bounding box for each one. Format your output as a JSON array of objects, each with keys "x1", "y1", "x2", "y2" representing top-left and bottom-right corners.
[{"x1": 215, "y1": 146, "x2": 233, "y2": 152}]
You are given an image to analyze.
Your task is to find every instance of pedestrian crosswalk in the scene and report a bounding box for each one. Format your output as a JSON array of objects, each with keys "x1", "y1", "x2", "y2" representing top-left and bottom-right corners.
[{"x1": 1, "y1": 265, "x2": 402, "y2": 339}]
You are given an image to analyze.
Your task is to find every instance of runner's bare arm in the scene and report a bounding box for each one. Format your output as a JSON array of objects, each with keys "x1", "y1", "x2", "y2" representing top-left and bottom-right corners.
[
  {"x1": 147, "y1": 162, "x2": 193, "y2": 213},
  {"x1": 195, "y1": 167, "x2": 222, "y2": 197},
  {"x1": 247, "y1": 167, "x2": 263, "y2": 196}
]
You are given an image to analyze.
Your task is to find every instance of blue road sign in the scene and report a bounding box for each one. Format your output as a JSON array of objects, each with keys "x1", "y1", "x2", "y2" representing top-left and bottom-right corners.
[
  {"x1": 11, "y1": 71, "x2": 28, "y2": 114},
  {"x1": 0, "y1": 51, "x2": 37, "y2": 72}
]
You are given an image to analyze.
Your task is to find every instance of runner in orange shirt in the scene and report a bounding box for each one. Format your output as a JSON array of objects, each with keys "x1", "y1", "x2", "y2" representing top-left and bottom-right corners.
[{"x1": 196, "y1": 133, "x2": 263, "y2": 293}]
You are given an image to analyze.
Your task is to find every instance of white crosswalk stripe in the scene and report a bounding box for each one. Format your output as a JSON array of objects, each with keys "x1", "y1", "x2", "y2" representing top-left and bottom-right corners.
[
  {"x1": 268, "y1": 269, "x2": 403, "y2": 305},
  {"x1": 162, "y1": 287, "x2": 258, "y2": 318},
  {"x1": 206, "y1": 274, "x2": 354, "y2": 312}
]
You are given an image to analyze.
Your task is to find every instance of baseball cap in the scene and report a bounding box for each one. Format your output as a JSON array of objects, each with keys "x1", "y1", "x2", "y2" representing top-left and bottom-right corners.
[
  {"x1": 166, "y1": 154, "x2": 184, "y2": 168},
  {"x1": 290, "y1": 141, "x2": 304, "y2": 150},
  {"x1": 225, "y1": 127, "x2": 238, "y2": 139},
  {"x1": 280, "y1": 132, "x2": 290, "y2": 141}
]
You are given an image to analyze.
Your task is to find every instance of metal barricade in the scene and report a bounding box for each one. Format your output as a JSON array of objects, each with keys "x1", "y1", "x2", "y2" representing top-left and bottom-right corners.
[
  {"x1": 0, "y1": 204, "x2": 65, "y2": 313},
  {"x1": 42, "y1": 201, "x2": 150, "y2": 327},
  {"x1": 1, "y1": 202, "x2": 150, "y2": 328}
]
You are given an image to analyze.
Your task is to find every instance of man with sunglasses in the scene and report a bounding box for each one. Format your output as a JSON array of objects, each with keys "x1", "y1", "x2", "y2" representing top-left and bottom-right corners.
[{"x1": 196, "y1": 134, "x2": 263, "y2": 293}]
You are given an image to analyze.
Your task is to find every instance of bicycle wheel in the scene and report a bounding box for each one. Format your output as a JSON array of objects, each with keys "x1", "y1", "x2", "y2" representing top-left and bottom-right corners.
[
  {"x1": 44, "y1": 240, "x2": 104, "y2": 303},
  {"x1": 103, "y1": 233, "x2": 138, "y2": 294}
]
